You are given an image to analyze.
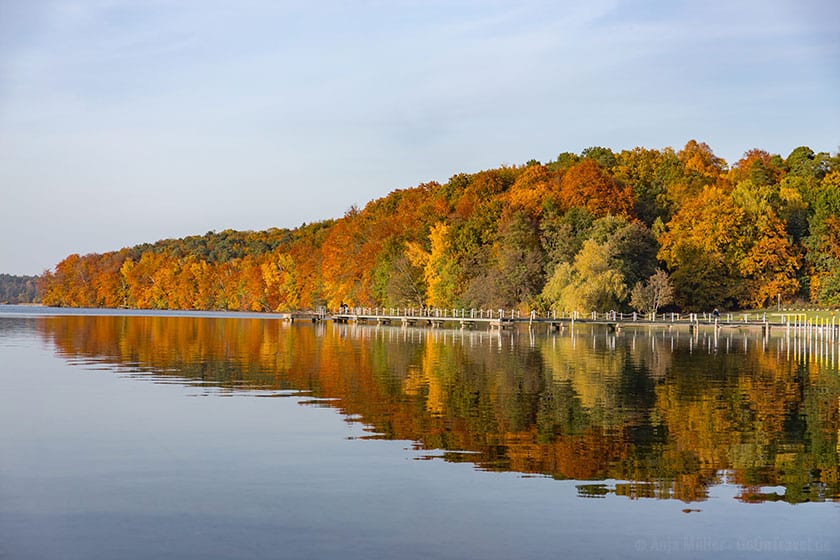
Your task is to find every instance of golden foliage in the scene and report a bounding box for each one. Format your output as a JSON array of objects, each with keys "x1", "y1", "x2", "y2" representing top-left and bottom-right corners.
[{"x1": 37, "y1": 142, "x2": 840, "y2": 310}]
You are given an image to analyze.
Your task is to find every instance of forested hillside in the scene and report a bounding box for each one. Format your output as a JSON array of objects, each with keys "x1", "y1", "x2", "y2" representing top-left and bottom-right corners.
[
  {"x1": 39, "y1": 141, "x2": 840, "y2": 312},
  {"x1": 0, "y1": 274, "x2": 40, "y2": 304}
]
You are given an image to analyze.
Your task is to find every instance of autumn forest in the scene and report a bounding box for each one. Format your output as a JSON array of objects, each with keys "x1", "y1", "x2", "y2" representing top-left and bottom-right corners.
[{"x1": 38, "y1": 141, "x2": 840, "y2": 313}]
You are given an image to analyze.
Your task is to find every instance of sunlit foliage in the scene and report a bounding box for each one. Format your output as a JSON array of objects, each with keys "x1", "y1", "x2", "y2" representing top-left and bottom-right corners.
[{"x1": 39, "y1": 142, "x2": 840, "y2": 311}]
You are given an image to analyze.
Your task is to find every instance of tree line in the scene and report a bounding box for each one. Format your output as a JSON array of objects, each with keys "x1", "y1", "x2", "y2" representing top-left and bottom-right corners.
[
  {"x1": 0, "y1": 274, "x2": 40, "y2": 304},
  {"x1": 39, "y1": 141, "x2": 840, "y2": 312}
]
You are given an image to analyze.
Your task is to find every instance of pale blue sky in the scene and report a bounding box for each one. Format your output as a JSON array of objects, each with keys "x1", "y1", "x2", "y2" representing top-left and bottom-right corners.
[{"x1": 1, "y1": 0, "x2": 838, "y2": 275}]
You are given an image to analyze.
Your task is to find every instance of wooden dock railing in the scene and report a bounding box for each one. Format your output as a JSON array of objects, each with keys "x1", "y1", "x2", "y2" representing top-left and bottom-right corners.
[{"x1": 311, "y1": 307, "x2": 840, "y2": 338}]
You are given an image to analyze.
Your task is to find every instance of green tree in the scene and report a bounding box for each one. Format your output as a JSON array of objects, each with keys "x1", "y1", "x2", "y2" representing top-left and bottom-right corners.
[
  {"x1": 541, "y1": 240, "x2": 627, "y2": 313},
  {"x1": 614, "y1": 147, "x2": 670, "y2": 225},
  {"x1": 463, "y1": 209, "x2": 545, "y2": 309},
  {"x1": 667, "y1": 244, "x2": 741, "y2": 310},
  {"x1": 548, "y1": 151, "x2": 579, "y2": 171},
  {"x1": 607, "y1": 222, "x2": 659, "y2": 290},
  {"x1": 777, "y1": 176, "x2": 812, "y2": 243},
  {"x1": 539, "y1": 207, "x2": 595, "y2": 272},
  {"x1": 581, "y1": 146, "x2": 617, "y2": 169},
  {"x1": 804, "y1": 171, "x2": 840, "y2": 304},
  {"x1": 785, "y1": 146, "x2": 831, "y2": 180},
  {"x1": 0, "y1": 274, "x2": 40, "y2": 303}
]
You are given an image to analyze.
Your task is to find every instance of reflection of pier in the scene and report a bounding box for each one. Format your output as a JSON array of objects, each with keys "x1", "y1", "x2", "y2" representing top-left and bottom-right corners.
[{"x1": 328, "y1": 311, "x2": 840, "y2": 370}]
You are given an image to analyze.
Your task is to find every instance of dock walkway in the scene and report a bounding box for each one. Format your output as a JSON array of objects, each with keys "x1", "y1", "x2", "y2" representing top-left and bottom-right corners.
[{"x1": 315, "y1": 308, "x2": 839, "y2": 337}]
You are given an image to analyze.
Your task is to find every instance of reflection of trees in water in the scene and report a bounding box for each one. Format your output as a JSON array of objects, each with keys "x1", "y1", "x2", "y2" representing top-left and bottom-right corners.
[{"x1": 38, "y1": 316, "x2": 840, "y2": 504}]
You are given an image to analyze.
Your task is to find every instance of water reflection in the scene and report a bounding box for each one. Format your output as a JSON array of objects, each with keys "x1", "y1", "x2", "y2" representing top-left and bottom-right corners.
[{"x1": 36, "y1": 315, "x2": 840, "y2": 504}]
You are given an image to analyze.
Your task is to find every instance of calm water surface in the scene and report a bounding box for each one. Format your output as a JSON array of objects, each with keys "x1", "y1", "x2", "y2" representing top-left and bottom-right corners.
[{"x1": 1, "y1": 307, "x2": 838, "y2": 559}]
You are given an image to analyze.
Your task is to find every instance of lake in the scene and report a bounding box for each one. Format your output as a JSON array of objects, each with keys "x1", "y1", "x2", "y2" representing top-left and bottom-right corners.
[{"x1": 1, "y1": 306, "x2": 838, "y2": 559}]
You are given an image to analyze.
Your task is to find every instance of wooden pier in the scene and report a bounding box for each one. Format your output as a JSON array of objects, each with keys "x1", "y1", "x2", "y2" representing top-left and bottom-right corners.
[
  {"x1": 331, "y1": 309, "x2": 516, "y2": 329},
  {"x1": 316, "y1": 308, "x2": 840, "y2": 337}
]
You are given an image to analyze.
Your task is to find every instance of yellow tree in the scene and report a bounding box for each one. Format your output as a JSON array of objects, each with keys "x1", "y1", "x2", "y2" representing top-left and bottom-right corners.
[
  {"x1": 287, "y1": 222, "x2": 330, "y2": 309},
  {"x1": 405, "y1": 222, "x2": 458, "y2": 308},
  {"x1": 664, "y1": 140, "x2": 728, "y2": 211},
  {"x1": 658, "y1": 187, "x2": 746, "y2": 262},
  {"x1": 658, "y1": 186, "x2": 746, "y2": 309},
  {"x1": 739, "y1": 215, "x2": 801, "y2": 308},
  {"x1": 320, "y1": 211, "x2": 367, "y2": 308},
  {"x1": 261, "y1": 253, "x2": 299, "y2": 311},
  {"x1": 120, "y1": 254, "x2": 155, "y2": 309},
  {"x1": 500, "y1": 164, "x2": 555, "y2": 218},
  {"x1": 679, "y1": 139, "x2": 727, "y2": 181},
  {"x1": 179, "y1": 258, "x2": 216, "y2": 309},
  {"x1": 541, "y1": 240, "x2": 626, "y2": 313}
]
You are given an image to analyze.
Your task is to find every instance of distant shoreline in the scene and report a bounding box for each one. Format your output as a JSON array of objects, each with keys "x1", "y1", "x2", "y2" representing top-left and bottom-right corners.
[{"x1": 0, "y1": 305, "x2": 293, "y2": 320}]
